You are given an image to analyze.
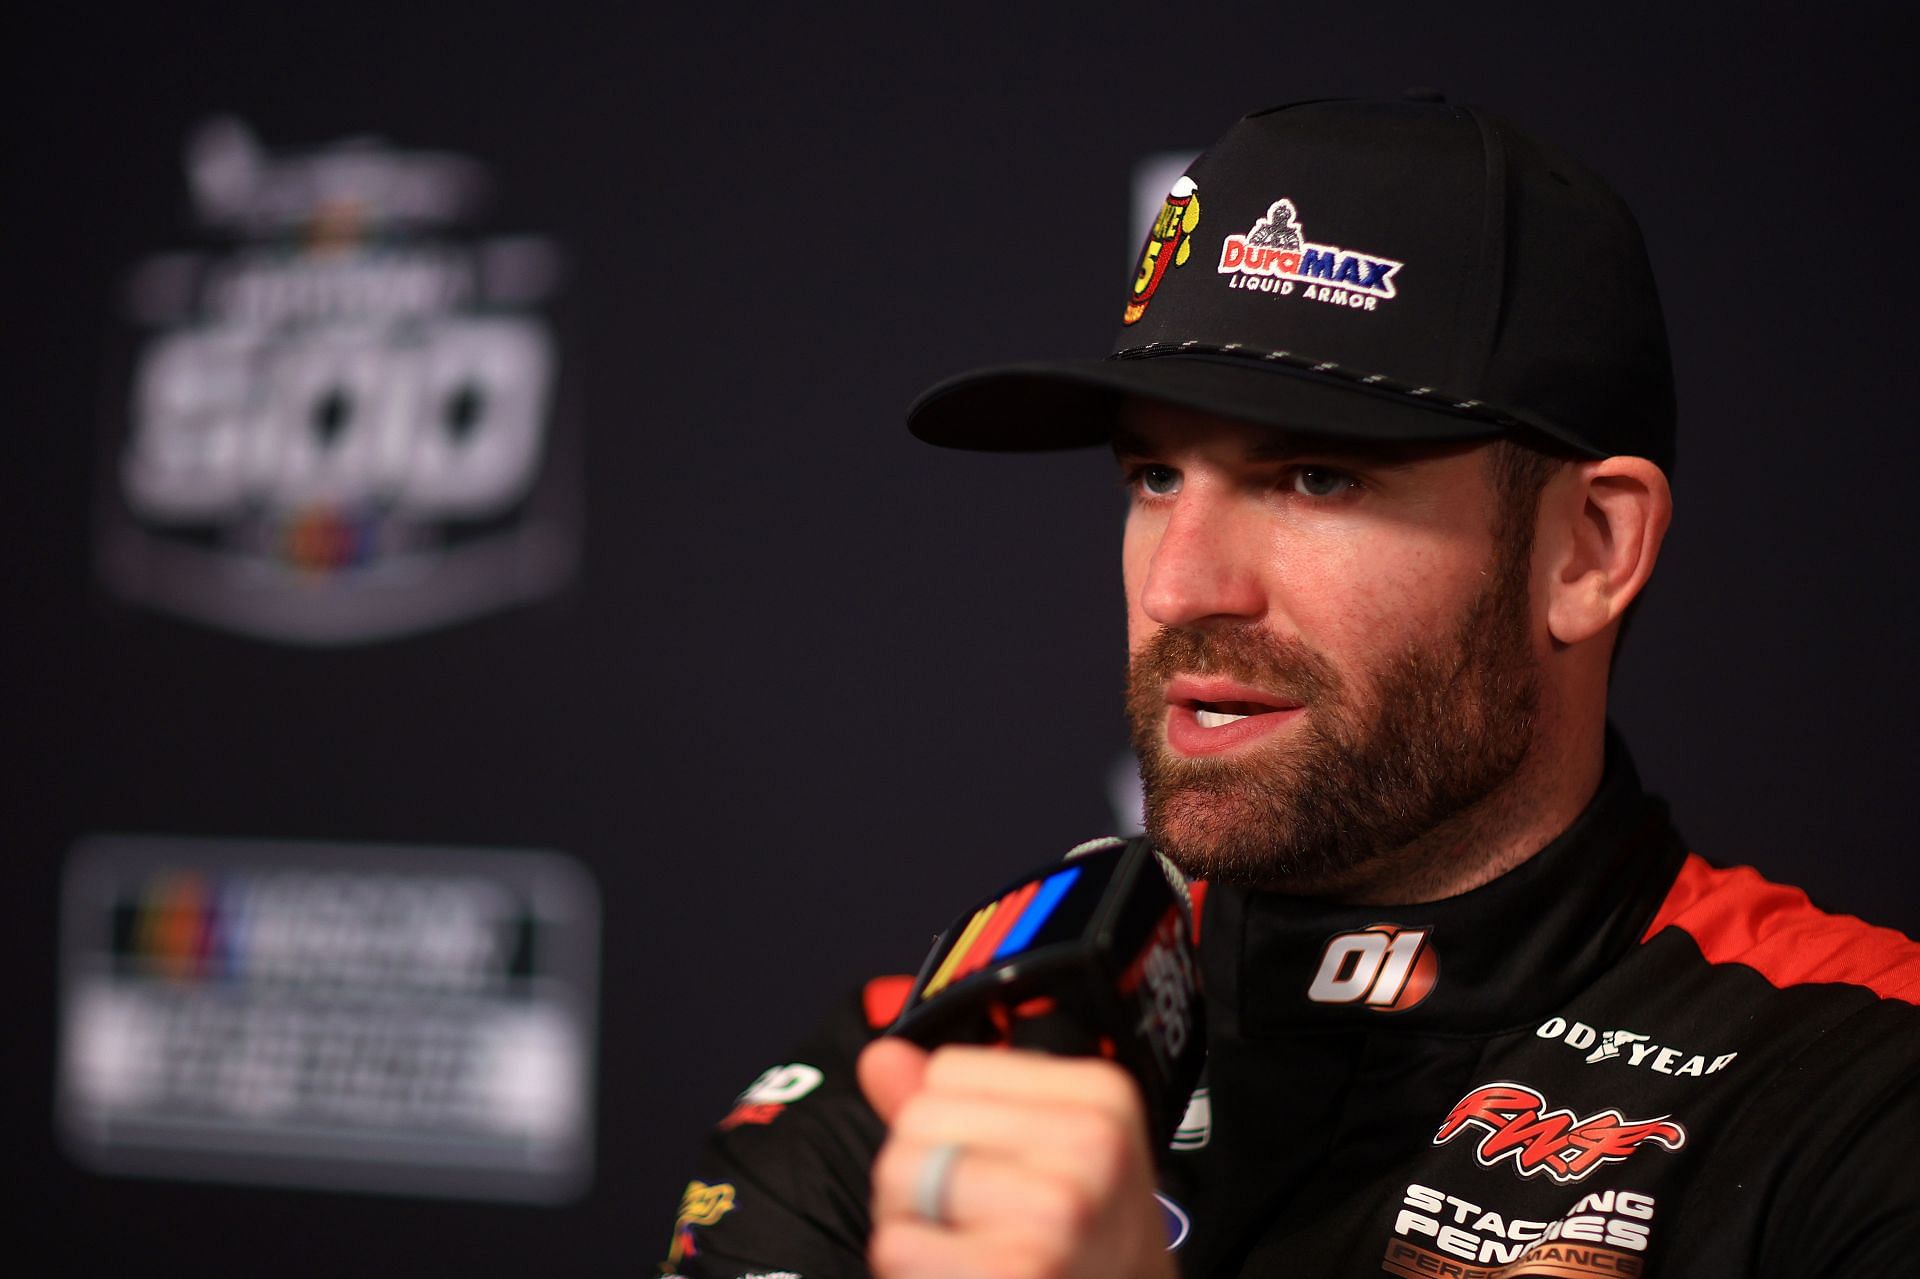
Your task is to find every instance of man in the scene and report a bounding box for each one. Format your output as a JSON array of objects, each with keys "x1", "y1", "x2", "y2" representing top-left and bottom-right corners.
[{"x1": 664, "y1": 94, "x2": 1920, "y2": 1278}]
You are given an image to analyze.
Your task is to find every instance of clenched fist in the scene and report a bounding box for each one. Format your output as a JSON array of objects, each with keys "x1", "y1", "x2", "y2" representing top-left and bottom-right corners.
[{"x1": 858, "y1": 1038, "x2": 1178, "y2": 1279}]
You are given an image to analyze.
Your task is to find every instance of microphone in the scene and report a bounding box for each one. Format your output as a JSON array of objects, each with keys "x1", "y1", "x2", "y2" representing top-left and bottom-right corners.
[{"x1": 885, "y1": 836, "x2": 1205, "y2": 1150}]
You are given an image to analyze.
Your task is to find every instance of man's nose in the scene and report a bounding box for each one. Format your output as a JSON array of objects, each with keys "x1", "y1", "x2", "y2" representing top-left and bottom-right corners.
[{"x1": 1138, "y1": 495, "x2": 1268, "y2": 628}]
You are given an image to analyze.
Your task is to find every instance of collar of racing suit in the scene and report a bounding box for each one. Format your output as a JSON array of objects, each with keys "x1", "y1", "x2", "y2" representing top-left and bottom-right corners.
[{"x1": 1198, "y1": 731, "x2": 1689, "y2": 1041}]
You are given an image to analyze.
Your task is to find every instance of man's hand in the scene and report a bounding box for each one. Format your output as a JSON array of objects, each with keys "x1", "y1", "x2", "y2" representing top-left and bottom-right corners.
[{"x1": 857, "y1": 1037, "x2": 1177, "y2": 1279}]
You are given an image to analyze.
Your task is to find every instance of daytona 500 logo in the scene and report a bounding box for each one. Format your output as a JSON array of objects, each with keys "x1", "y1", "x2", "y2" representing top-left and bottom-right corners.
[{"x1": 100, "y1": 118, "x2": 575, "y2": 645}]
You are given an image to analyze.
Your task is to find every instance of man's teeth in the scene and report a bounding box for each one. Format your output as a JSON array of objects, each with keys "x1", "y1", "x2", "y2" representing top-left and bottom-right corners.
[{"x1": 1195, "y1": 708, "x2": 1249, "y2": 729}]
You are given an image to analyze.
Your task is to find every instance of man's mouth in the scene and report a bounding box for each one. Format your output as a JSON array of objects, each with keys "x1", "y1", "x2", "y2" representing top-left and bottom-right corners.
[
  {"x1": 1192, "y1": 701, "x2": 1281, "y2": 728},
  {"x1": 1164, "y1": 679, "x2": 1305, "y2": 756}
]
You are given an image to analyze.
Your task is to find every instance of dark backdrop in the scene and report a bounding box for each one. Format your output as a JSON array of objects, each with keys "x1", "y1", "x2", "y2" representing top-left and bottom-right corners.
[{"x1": 8, "y1": 2, "x2": 1914, "y2": 1270}]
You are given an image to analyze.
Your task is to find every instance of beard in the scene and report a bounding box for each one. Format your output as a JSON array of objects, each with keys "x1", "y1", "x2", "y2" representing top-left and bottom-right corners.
[{"x1": 1125, "y1": 547, "x2": 1540, "y2": 893}]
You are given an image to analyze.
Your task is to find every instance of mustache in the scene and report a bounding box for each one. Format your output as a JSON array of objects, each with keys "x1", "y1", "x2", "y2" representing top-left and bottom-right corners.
[{"x1": 1127, "y1": 623, "x2": 1342, "y2": 707}]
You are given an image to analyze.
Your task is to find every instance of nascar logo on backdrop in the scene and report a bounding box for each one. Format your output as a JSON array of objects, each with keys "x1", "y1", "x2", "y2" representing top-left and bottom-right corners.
[
  {"x1": 57, "y1": 835, "x2": 600, "y2": 1202},
  {"x1": 98, "y1": 118, "x2": 578, "y2": 644}
]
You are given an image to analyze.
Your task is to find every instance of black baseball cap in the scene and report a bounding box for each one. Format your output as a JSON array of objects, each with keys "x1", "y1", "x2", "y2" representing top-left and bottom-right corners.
[{"x1": 907, "y1": 93, "x2": 1675, "y2": 473}]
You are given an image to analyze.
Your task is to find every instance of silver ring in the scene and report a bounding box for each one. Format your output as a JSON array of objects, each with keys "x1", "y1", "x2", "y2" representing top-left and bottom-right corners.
[{"x1": 912, "y1": 1141, "x2": 964, "y2": 1226}]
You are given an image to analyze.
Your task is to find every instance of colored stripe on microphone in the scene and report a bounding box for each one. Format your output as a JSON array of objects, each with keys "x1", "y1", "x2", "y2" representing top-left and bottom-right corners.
[
  {"x1": 919, "y1": 866, "x2": 1084, "y2": 1002},
  {"x1": 949, "y1": 878, "x2": 1041, "y2": 984},
  {"x1": 992, "y1": 866, "x2": 1080, "y2": 959},
  {"x1": 923, "y1": 901, "x2": 998, "y2": 999}
]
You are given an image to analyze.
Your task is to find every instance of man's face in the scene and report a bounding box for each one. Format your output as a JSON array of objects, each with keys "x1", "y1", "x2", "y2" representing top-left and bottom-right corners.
[{"x1": 1119, "y1": 403, "x2": 1542, "y2": 894}]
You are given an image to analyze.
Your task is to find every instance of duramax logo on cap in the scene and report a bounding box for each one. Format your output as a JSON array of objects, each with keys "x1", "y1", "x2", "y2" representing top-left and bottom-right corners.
[{"x1": 1217, "y1": 198, "x2": 1404, "y2": 311}]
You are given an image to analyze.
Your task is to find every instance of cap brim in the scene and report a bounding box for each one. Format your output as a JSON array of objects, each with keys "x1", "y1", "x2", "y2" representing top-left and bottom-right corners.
[{"x1": 908, "y1": 353, "x2": 1529, "y2": 453}]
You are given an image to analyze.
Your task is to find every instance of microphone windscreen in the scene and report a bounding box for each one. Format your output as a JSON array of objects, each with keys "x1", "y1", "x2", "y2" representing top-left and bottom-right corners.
[{"x1": 887, "y1": 837, "x2": 1204, "y2": 1149}]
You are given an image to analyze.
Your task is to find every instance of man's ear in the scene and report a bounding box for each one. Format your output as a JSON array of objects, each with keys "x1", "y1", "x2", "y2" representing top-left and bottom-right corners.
[{"x1": 1543, "y1": 456, "x2": 1673, "y2": 646}]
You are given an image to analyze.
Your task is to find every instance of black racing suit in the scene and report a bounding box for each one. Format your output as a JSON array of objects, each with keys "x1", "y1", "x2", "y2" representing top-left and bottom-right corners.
[{"x1": 663, "y1": 746, "x2": 1920, "y2": 1277}]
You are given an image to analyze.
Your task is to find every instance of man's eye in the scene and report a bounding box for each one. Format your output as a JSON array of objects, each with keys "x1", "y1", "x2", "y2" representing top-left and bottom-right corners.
[
  {"x1": 1289, "y1": 466, "x2": 1356, "y2": 498},
  {"x1": 1133, "y1": 465, "x2": 1181, "y2": 497}
]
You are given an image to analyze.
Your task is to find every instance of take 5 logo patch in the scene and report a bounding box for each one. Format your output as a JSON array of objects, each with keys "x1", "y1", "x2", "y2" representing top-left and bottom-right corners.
[
  {"x1": 1435, "y1": 1082, "x2": 1686, "y2": 1184},
  {"x1": 1124, "y1": 176, "x2": 1201, "y2": 325},
  {"x1": 1217, "y1": 197, "x2": 1404, "y2": 310},
  {"x1": 1307, "y1": 925, "x2": 1437, "y2": 1011}
]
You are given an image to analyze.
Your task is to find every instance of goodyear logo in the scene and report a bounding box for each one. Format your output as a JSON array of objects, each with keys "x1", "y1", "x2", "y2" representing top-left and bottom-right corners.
[
  {"x1": 1217, "y1": 197, "x2": 1403, "y2": 311},
  {"x1": 919, "y1": 866, "x2": 1081, "y2": 1001}
]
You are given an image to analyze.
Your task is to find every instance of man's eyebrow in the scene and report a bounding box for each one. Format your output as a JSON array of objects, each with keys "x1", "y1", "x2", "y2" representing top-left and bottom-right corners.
[
  {"x1": 1245, "y1": 436, "x2": 1332, "y2": 462},
  {"x1": 1110, "y1": 428, "x2": 1356, "y2": 459},
  {"x1": 1109, "y1": 428, "x2": 1446, "y2": 468},
  {"x1": 1242, "y1": 437, "x2": 1405, "y2": 464}
]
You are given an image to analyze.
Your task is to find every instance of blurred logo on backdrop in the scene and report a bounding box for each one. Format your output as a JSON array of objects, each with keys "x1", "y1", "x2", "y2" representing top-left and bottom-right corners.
[
  {"x1": 57, "y1": 835, "x2": 599, "y2": 1202},
  {"x1": 98, "y1": 118, "x2": 578, "y2": 644}
]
